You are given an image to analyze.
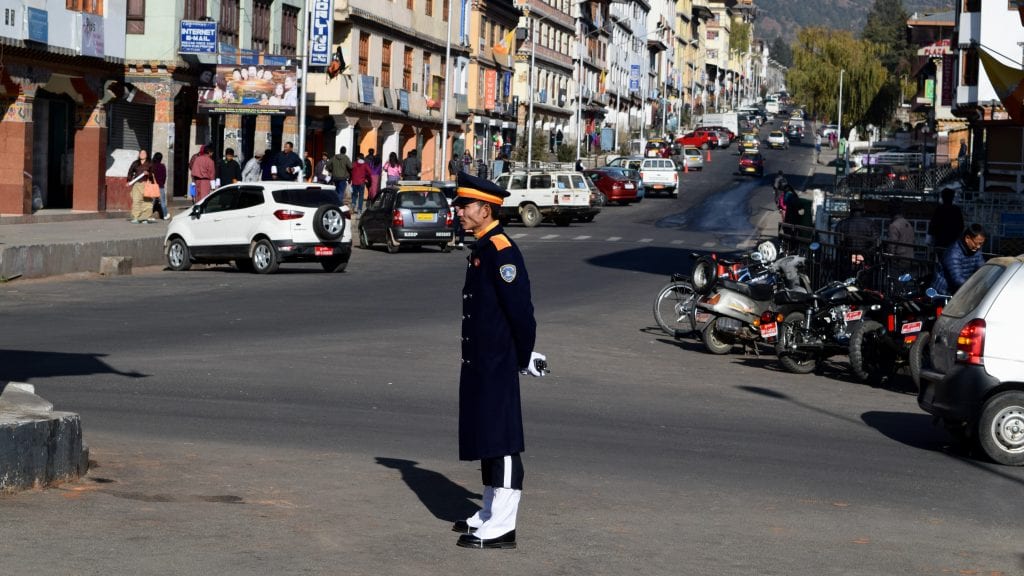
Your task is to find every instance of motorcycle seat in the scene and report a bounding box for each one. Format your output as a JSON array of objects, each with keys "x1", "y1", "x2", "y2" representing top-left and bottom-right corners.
[
  {"x1": 719, "y1": 279, "x2": 775, "y2": 301},
  {"x1": 774, "y1": 289, "x2": 814, "y2": 305}
]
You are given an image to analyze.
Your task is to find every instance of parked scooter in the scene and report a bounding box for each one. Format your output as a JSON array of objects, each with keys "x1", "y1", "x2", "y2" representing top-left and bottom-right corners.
[{"x1": 696, "y1": 253, "x2": 809, "y2": 355}]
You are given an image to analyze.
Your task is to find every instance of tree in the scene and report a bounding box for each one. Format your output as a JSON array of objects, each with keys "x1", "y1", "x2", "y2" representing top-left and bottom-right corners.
[
  {"x1": 786, "y1": 27, "x2": 887, "y2": 133},
  {"x1": 860, "y1": 0, "x2": 913, "y2": 127},
  {"x1": 770, "y1": 36, "x2": 793, "y2": 68},
  {"x1": 730, "y1": 21, "x2": 751, "y2": 56}
]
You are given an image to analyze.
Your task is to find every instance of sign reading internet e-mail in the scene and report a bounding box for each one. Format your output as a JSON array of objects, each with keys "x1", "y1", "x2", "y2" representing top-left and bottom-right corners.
[
  {"x1": 180, "y1": 20, "x2": 218, "y2": 54},
  {"x1": 309, "y1": 0, "x2": 334, "y2": 67}
]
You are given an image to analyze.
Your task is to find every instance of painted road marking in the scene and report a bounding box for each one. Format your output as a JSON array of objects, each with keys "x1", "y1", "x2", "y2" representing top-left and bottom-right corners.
[
  {"x1": 607, "y1": 236, "x2": 622, "y2": 242},
  {"x1": 574, "y1": 235, "x2": 591, "y2": 240},
  {"x1": 671, "y1": 239, "x2": 686, "y2": 245},
  {"x1": 541, "y1": 234, "x2": 560, "y2": 240},
  {"x1": 512, "y1": 233, "x2": 529, "y2": 239},
  {"x1": 639, "y1": 238, "x2": 654, "y2": 243}
]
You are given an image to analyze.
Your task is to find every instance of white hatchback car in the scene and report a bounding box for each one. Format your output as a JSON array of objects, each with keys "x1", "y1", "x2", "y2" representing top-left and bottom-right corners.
[
  {"x1": 164, "y1": 182, "x2": 352, "y2": 274},
  {"x1": 917, "y1": 255, "x2": 1024, "y2": 465}
]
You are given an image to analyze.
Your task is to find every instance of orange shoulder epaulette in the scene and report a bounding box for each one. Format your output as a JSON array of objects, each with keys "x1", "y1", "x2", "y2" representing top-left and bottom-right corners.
[{"x1": 491, "y1": 234, "x2": 512, "y2": 252}]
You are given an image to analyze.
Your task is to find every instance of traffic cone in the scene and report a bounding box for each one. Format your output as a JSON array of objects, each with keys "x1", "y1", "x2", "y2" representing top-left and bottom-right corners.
[
  {"x1": 683, "y1": 160, "x2": 689, "y2": 173},
  {"x1": 706, "y1": 148, "x2": 711, "y2": 162}
]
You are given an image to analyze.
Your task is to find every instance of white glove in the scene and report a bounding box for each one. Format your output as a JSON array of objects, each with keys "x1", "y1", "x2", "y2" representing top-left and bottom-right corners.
[{"x1": 525, "y1": 351, "x2": 547, "y2": 377}]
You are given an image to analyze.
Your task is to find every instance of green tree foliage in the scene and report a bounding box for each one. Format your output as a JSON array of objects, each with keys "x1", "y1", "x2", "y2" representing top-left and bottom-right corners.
[
  {"x1": 730, "y1": 21, "x2": 751, "y2": 56},
  {"x1": 770, "y1": 36, "x2": 793, "y2": 68},
  {"x1": 861, "y1": 0, "x2": 912, "y2": 75},
  {"x1": 786, "y1": 27, "x2": 887, "y2": 133}
]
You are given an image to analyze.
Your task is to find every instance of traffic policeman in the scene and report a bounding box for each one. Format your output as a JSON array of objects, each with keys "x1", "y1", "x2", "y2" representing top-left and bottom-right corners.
[{"x1": 449, "y1": 171, "x2": 545, "y2": 550}]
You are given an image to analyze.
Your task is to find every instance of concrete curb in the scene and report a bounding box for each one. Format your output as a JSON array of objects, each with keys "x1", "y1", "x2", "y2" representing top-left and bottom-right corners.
[
  {"x1": 0, "y1": 237, "x2": 166, "y2": 280},
  {"x1": 0, "y1": 382, "x2": 89, "y2": 493}
]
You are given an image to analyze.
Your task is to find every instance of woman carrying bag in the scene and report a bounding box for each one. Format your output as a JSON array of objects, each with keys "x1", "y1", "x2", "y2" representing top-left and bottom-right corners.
[{"x1": 127, "y1": 149, "x2": 158, "y2": 224}]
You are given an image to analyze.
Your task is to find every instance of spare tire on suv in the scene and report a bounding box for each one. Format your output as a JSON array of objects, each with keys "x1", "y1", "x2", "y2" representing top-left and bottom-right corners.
[{"x1": 313, "y1": 205, "x2": 346, "y2": 241}]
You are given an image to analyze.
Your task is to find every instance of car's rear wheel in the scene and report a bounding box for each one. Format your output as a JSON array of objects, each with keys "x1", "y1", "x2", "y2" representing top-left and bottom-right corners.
[
  {"x1": 320, "y1": 256, "x2": 347, "y2": 273},
  {"x1": 251, "y1": 239, "x2": 280, "y2": 274},
  {"x1": 386, "y1": 230, "x2": 400, "y2": 254},
  {"x1": 166, "y1": 237, "x2": 192, "y2": 271},
  {"x1": 359, "y1": 225, "x2": 372, "y2": 249},
  {"x1": 520, "y1": 203, "x2": 542, "y2": 227},
  {"x1": 313, "y1": 205, "x2": 345, "y2": 241},
  {"x1": 978, "y1": 391, "x2": 1024, "y2": 466}
]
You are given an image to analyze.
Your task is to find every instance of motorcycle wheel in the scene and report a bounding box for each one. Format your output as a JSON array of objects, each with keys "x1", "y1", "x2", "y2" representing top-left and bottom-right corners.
[
  {"x1": 701, "y1": 317, "x2": 734, "y2": 355},
  {"x1": 653, "y1": 281, "x2": 698, "y2": 338},
  {"x1": 776, "y1": 311, "x2": 818, "y2": 374},
  {"x1": 848, "y1": 320, "x2": 893, "y2": 385},
  {"x1": 908, "y1": 330, "x2": 931, "y2": 393}
]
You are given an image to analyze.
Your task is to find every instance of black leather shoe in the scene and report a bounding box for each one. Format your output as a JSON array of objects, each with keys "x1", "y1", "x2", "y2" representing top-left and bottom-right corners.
[
  {"x1": 451, "y1": 520, "x2": 476, "y2": 534},
  {"x1": 456, "y1": 530, "x2": 516, "y2": 549}
]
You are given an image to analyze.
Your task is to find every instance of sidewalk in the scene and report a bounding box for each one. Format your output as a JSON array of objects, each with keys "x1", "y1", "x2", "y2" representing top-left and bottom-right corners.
[{"x1": 0, "y1": 198, "x2": 192, "y2": 281}]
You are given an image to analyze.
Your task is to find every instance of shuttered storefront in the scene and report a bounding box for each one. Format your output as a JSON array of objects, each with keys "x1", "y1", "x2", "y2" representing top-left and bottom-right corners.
[{"x1": 108, "y1": 102, "x2": 155, "y2": 152}]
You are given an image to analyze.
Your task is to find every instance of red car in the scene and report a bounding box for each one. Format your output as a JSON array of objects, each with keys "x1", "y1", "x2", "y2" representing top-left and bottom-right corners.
[
  {"x1": 675, "y1": 129, "x2": 719, "y2": 150},
  {"x1": 583, "y1": 168, "x2": 640, "y2": 205},
  {"x1": 738, "y1": 151, "x2": 765, "y2": 177}
]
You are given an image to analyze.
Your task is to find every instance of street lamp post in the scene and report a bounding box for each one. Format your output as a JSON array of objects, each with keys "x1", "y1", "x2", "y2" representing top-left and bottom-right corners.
[
  {"x1": 834, "y1": 68, "x2": 844, "y2": 188},
  {"x1": 527, "y1": 14, "x2": 539, "y2": 172},
  {"x1": 439, "y1": 0, "x2": 455, "y2": 180}
]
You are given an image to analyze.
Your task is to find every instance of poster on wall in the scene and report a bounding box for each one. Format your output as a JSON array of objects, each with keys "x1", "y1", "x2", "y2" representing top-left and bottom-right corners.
[{"x1": 197, "y1": 64, "x2": 298, "y2": 115}]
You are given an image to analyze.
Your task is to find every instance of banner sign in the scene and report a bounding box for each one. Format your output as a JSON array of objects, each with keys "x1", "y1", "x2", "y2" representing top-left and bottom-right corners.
[
  {"x1": 309, "y1": 0, "x2": 334, "y2": 67},
  {"x1": 197, "y1": 64, "x2": 298, "y2": 115},
  {"x1": 27, "y1": 8, "x2": 47, "y2": 43},
  {"x1": 80, "y1": 13, "x2": 104, "y2": 57},
  {"x1": 484, "y1": 69, "x2": 497, "y2": 110},
  {"x1": 180, "y1": 20, "x2": 217, "y2": 54},
  {"x1": 629, "y1": 64, "x2": 640, "y2": 92}
]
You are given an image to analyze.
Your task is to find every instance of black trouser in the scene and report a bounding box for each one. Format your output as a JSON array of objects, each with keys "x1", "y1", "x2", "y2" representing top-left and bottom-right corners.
[{"x1": 480, "y1": 453, "x2": 523, "y2": 490}]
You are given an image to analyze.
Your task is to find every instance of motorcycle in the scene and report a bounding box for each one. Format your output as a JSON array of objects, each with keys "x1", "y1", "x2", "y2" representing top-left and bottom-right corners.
[
  {"x1": 696, "y1": 253, "x2": 809, "y2": 355},
  {"x1": 847, "y1": 275, "x2": 950, "y2": 386},
  {"x1": 773, "y1": 244, "x2": 887, "y2": 374}
]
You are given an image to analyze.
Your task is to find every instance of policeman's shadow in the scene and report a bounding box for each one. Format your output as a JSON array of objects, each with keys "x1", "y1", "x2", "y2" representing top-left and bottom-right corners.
[
  {"x1": 375, "y1": 457, "x2": 481, "y2": 522},
  {"x1": 0, "y1": 349, "x2": 146, "y2": 382}
]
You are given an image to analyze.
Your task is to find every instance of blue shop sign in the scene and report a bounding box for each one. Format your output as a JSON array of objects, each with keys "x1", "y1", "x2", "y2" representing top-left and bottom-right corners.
[
  {"x1": 180, "y1": 20, "x2": 218, "y2": 54},
  {"x1": 309, "y1": 0, "x2": 334, "y2": 67},
  {"x1": 27, "y1": 8, "x2": 47, "y2": 44}
]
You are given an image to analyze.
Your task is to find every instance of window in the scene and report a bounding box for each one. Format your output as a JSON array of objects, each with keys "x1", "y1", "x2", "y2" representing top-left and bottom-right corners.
[
  {"x1": 407, "y1": 0, "x2": 414, "y2": 10},
  {"x1": 425, "y1": 0, "x2": 432, "y2": 17},
  {"x1": 281, "y1": 6, "x2": 299, "y2": 56},
  {"x1": 183, "y1": 0, "x2": 206, "y2": 20},
  {"x1": 442, "y1": 0, "x2": 449, "y2": 22},
  {"x1": 963, "y1": 46, "x2": 979, "y2": 87},
  {"x1": 382, "y1": 40, "x2": 392, "y2": 88},
  {"x1": 359, "y1": 32, "x2": 370, "y2": 75},
  {"x1": 219, "y1": 0, "x2": 239, "y2": 49},
  {"x1": 127, "y1": 0, "x2": 145, "y2": 34},
  {"x1": 66, "y1": 0, "x2": 103, "y2": 14},
  {"x1": 252, "y1": 0, "x2": 271, "y2": 53},
  {"x1": 403, "y1": 47, "x2": 413, "y2": 91}
]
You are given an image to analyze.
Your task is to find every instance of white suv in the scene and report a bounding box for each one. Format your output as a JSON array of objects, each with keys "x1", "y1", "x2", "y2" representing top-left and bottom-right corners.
[
  {"x1": 917, "y1": 255, "x2": 1024, "y2": 465},
  {"x1": 164, "y1": 182, "x2": 352, "y2": 274}
]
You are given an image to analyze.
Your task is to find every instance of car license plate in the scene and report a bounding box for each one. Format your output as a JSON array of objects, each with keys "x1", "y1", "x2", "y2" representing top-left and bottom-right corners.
[
  {"x1": 900, "y1": 321, "x2": 923, "y2": 334},
  {"x1": 743, "y1": 167, "x2": 755, "y2": 172},
  {"x1": 760, "y1": 322, "x2": 778, "y2": 338},
  {"x1": 436, "y1": 232, "x2": 451, "y2": 237},
  {"x1": 624, "y1": 183, "x2": 634, "y2": 189},
  {"x1": 844, "y1": 310, "x2": 863, "y2": 322},
  {"x1": 695, "y1": 311, "x2": 713, "y2": 323},
  {"x1": 314, "y1": 246, "x2": 333, "y2": 256},
  {"x1": 653, "y1": 184, "x2": 665, "y2": 189},
  {"x1": 415, "y1": 213, "x2": 435, "y2": 222}
]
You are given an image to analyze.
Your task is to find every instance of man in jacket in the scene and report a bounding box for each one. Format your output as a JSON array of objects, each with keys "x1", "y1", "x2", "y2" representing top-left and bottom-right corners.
[
  {"x1": 273, "y1": 141, "x2": 303, "y2": 181},
  {"x1": 449, "y1": 171, "x2": 545, "y2": 550},
  {"x1": 329, "y1": 146, "x2": 352, "y2": 205},
  {"x1": 402, "y1": 150, "x2": 421, "y2": 179},
  {"x1": 217, "y1": 147, "x2": 243, "y2": 188},
  {"x1": 931, "y1": 224, "x2": 987, "y2": 295}
]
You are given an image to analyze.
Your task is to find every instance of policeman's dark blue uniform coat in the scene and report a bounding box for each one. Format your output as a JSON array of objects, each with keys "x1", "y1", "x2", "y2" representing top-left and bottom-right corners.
[{"x1": 455, "y1": 172, "x2": 537, "y2": 462}]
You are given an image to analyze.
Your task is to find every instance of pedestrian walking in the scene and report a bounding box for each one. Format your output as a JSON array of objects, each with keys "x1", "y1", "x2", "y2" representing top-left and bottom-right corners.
[
  {"x1": 242, "y1": 150, "x2": 263, "y2": 182},
  {"x1": 330, "y1": 146, "x2": 353, "y2": 205},
  {"x1": 886, "y1": 200, "x2": 916, "y2": 262},
  {"x1": 259, "y1": 149, "x2": 274, "y2": 181},
  {"x1": 402, "y1": 150, "x2": 421, "y2": 179},
  {"x1": 127, "y1": 149, "x2": 155, "y2": 223},
  {"x1": 302, "y1": 149, "x2": 315, "y2": 183},
  {"x1": 448, "y1": 171, "x2": 545, "y2": 550},
  {"x1": 151, "y1": 152, "x2": 169, "y2": 220},
  {"x1": 384, "y1": 152, "x2": 403, "y2": 187},
  {"x1": 313, "y1": 151, "x2": 332, "y2": 185},
  {"x1": 475, "y1": 158, "x2": 488, "y2": 180},
  {"x1": 349, "y1": 152, "x2": 371, "y2": 214},
  {"x1": 217, "y1": 147, "x2": 242, "y2": 189},
  {"x1": 273, "y1": 141, "x2": 303, "y2": 181},
  {"x1": 814, "y1": 134, "x2": 822, "y2": 164},
  {"x1": 190, "y1": 145, "x2": 216, "y2": 203},
  {"x1": 931, "y1": 224, "x2": 987, "y2": 295},
  {"x1": 367, "y1": 148, "x2": 382, "y2": 201}
]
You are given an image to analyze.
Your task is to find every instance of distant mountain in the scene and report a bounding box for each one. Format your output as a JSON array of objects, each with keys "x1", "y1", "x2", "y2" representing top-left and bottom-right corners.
[{"x1": 755, "y1": 0, "x2": 953, "y2": 46}]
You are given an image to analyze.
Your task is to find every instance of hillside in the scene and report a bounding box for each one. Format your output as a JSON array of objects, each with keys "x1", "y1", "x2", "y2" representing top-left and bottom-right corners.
[{"x1": 755, "y1": 0, "x2": 953, "y2": 45}]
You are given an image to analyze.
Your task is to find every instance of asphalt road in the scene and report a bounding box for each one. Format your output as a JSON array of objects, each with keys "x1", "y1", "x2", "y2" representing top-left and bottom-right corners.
[{"x1": 2, "y1": 139, "x2": 1021, "y2": 576}]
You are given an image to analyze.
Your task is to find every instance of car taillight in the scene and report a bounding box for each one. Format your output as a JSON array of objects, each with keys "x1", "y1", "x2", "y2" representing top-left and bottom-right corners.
[
  {"x1": 274, "y1": 209, "x2": 305, "y2": 220},
  {"x1": 955, "y1": 318, "x2": 986, "y2": 365},
  {"x1": 445, "y1": 209, "x2": 453, "y2": 227},
  {"x1": 392, "y1": 209, "x2": 404, "y2": 226},
  {"x1": 612, "y1": 182, "x2": 623, "y2": 192}
]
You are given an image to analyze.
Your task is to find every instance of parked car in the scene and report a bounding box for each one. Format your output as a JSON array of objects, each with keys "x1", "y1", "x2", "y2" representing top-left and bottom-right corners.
[
  {"x1": 767, "y1": 130, "x2": 788, "y2": 150},
  {"x1": 675, "y1": 129, "x2": 719, "y2": 150},
  {"x1": 679, "y1": 146, "x2": 704, "y2": 171},
  {"x1": 820, "y1": 124, "x2": 839, "y2": 139},
  {"x1": 738, "y1": 151, "x2": 765, "y2": 177},
  {"x1": 578, "y1": 178, "x2": 606, "y2": 222},
  {"x1": 492, "y1": 170, "x2": 592, "y2": 227},
  {"x1": 583, "y1": 168, "x2": 640, "y2": 205},
  {"x1": 357, "y1": 182, "x2": 454, "y2": 253},
  {"x1": 164, "y1": 182, "x2": 352, "y2": 274},
  {"x1": 607, "y1": 156, "x2": 678, "y2": 196},
  {"x1": 917, "y1": 256, "x2": 1024, "y2": 465},
  {"x1": 699, "y1": 126, "x2": 735, "y2": 147}
]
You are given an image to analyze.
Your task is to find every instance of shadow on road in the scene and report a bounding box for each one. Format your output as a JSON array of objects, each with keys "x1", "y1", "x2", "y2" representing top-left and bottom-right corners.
[
  {"x1": 375, "y1": 457, "x2": 481, "y2": 523},
  {"x1": 0, "y1": 349, "x2": 146, "y2": 382},
  {"x1": 586, "y1": 246, "x2": 693, "y2": 276}
]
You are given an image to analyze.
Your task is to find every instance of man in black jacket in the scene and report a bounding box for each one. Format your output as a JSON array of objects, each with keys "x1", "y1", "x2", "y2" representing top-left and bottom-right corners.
[
  {"x1": 273, "y1": 141, "x2": 303, "y2": 181},
  {"x1": 216, "y1": 148, "x2": 243, "y2": 188}
]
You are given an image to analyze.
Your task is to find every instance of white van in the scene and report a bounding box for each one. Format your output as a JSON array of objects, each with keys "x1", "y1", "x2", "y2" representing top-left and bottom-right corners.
[{"x1": 493, "y1": 171, "x2": 592, "y2": 227}]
